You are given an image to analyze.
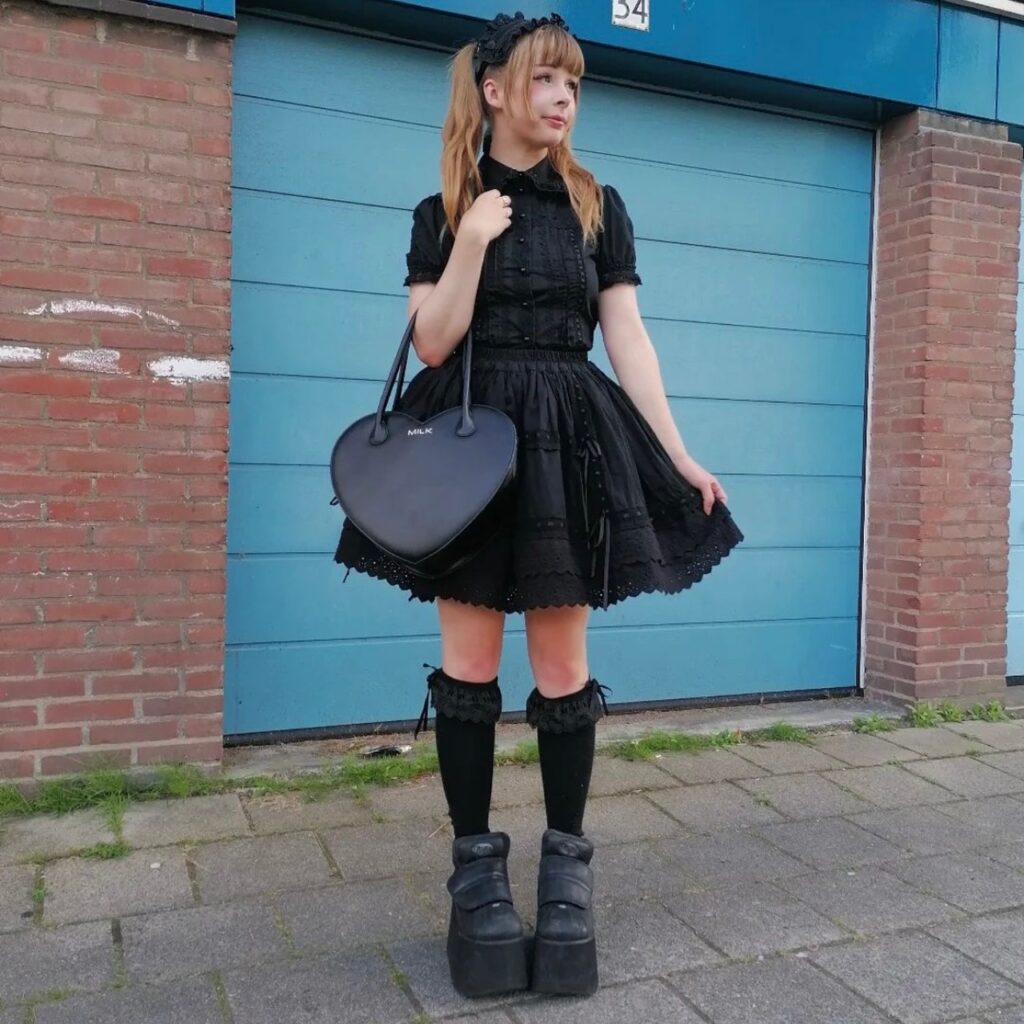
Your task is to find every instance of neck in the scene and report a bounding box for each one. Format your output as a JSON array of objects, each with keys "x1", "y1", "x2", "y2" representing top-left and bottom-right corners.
[{"x1": 486, "y1": 137, "x2": 548, "y2": 172}]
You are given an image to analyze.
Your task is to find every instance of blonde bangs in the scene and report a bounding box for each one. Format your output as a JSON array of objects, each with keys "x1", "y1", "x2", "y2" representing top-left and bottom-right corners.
[{"x1": 501, "y1": 25, "x2": 585, "y2": 122}]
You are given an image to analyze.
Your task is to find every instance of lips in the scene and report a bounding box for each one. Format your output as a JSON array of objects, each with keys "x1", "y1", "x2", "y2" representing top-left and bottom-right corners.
[{"x1": 544, "y1": 117, "x2": 566, "y2": 127}]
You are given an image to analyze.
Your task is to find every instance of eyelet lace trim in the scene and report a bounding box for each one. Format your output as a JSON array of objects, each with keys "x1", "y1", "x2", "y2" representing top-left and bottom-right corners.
[
  {"x1": 525, "y1": 678, "x2": 611, "y2": 733},
  {"x1": 598, "y1": 267, "x2": 642, "y2": 288},
  {"x1": 336, "y1": 501, "x2": 744, "y2": 614},
  {"x1": 403, "y1": 266, "x2": 441, "y2": 286},
  {"x1": 414, "y1": 663, "x2": 502, "y2": 739}
]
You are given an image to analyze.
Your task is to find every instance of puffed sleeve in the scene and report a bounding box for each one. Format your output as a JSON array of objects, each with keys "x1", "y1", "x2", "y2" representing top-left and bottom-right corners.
[
  {"x1": 402, "y1": 193, "x2": 447, "y2": 287},
  {"x1": 596, "y1": 184, "x2": 642, "y2": 290}
]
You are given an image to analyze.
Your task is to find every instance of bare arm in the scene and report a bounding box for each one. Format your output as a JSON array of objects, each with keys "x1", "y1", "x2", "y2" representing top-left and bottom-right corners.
[
  {"x1": 598, "y1": 283, "x2": 729, "y2": 515},
  {"x1": 406, "y1": 189, "x2": 513, "y2": 368},
  {"x1": 407, "y1": 230, "x2": 489, "y2": 368},
  {"x1": 598, "y1": 283, "x2": 689, "y2": 462}
]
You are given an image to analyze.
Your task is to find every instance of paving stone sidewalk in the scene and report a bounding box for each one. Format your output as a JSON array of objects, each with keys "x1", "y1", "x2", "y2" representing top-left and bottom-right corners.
[{"x1": 6, "y1": 719, "x2": 1024, "y2": 1022}]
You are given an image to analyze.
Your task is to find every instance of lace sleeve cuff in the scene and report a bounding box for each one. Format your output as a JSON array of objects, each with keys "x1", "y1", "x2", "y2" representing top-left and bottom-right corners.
[
  {"x1": 403, "y1": 266, "x2": 442, "y2": 287},
  {"x1": 598, "y1": 266, "x2": 643, "y2": 290}
]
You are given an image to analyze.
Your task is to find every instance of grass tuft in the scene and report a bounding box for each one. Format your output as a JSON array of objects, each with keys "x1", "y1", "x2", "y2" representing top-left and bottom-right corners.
[
  {"x1": 601, "y1": 728, "x2": 741, "y2": 761},
  {"x1": 3, "y1": 703, "x2": 1015, "y2": 825},
  {"x1": 80, "y1": 840, "x2": 131, "y2": 860},
  {"x1": 496, "y1": 739, "x2": 539, "y2": 766},
  {"x1": 852, "y1": 713, "x2": 898, "y2": 734},
  {"x1": 969, "y1": 700, "x2": 1011, "y2": 722},
  {"x1": 908, "y1": 699, "x2": 1013, "y2": 728},
  {"x1": 744, "y1": 722, "x2": 811, "y2": 745},
  {"x1": 907, "y1": 702, "x2": 943, "y2": 728}
]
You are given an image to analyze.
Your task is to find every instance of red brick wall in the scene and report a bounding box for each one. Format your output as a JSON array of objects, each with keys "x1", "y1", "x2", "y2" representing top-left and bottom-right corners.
[
  {"x1": 0, "y1": 0, "x2": 232, "y2": 780},
  {"x1": 865, "y1": 110, "x2": 1022, "y2": 706}
]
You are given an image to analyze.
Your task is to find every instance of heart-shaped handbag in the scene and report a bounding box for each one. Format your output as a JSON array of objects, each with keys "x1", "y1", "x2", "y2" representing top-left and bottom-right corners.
[{"x1": 329, "y1": 310, "x2": 518, "y2": 579}]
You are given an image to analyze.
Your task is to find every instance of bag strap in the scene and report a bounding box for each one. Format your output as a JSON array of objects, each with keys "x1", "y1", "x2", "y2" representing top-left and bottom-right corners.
[{"x1": 369, "y1": 309, "x2": 475, "y2": 445}]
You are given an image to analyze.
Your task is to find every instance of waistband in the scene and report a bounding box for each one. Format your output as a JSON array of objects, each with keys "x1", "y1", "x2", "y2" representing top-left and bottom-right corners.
[{"x1": 472, "y1": 347, "x2": 590, "y2": 362}]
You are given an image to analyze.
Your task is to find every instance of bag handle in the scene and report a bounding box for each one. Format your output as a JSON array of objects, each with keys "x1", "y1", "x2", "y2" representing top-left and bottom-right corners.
[{"x1": 369, "y1": 309, "x2": 474, "y2": 445}]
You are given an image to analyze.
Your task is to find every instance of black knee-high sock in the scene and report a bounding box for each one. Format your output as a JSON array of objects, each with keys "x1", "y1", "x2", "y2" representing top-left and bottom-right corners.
[
  {"x1": 432, "y1": 672, "x2": 499, "y2": 838},
  {"x1": 538, "y1": 720, "x2": 596, "y2": 837}
]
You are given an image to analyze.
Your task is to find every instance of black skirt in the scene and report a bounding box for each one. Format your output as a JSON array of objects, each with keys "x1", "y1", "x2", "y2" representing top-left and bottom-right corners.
[{"x1": 334, "y1": 346, "x2": 744, "y2": 612}]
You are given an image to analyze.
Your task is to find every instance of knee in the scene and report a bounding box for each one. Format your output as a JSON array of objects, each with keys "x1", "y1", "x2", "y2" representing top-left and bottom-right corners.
[
  {"x1": 443, "y1": 653, "x2": 501, "y2": 684},
  {"x1": 528, "y1": 655, "x2": 589, "y2": 698}
]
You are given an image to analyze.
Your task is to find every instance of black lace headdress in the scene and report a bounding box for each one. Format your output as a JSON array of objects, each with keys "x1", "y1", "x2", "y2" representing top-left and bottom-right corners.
[{"x1": 472, "y1": 10, "x2": 574, "y2": 84}]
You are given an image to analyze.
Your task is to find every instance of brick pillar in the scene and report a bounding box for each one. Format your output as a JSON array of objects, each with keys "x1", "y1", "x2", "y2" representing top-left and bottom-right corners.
[
  {"x1": 865, "y1": 110, "x2": 1022, "y2": 707},
  {"x1": 0, "y1": 0, "x2": 233, "y2": 780}
]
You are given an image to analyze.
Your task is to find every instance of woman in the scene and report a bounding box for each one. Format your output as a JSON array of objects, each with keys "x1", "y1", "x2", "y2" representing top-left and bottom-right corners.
[{"x1": 335, "y1": 10, "x2": 744, "y2": 999}]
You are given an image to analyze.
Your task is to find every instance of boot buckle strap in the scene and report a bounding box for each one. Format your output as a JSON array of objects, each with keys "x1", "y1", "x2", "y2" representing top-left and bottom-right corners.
[
  {"x1": 447, "y1": 857, "x2": 513, "y2": 911},
  {"x1": 537, "y1": 855, "x2": 593, "y2": 909}
]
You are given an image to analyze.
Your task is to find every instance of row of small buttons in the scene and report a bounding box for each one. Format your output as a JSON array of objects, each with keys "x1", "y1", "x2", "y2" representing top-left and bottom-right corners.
[{"x1": 515, "y1": 196, "x2": 530, "y2": 342}]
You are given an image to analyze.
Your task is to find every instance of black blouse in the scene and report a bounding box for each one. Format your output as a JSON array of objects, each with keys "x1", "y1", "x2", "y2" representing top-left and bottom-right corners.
[{"x1": 402, "y1": 151, "x2": 642, "y2": 353}]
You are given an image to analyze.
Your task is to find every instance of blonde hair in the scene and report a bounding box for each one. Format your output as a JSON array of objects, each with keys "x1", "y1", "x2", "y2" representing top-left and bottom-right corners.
[{"x1": 438, "y1": 21, "x2": 603, "y2": 247}]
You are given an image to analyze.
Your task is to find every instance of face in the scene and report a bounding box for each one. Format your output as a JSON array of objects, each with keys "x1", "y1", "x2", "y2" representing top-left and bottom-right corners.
[
  {"x1": 486, "y1": 62, "x2": 578, "y2": 147},
  {"x1": 528, "y1": 64, "x2": 578, "y2": 139}
]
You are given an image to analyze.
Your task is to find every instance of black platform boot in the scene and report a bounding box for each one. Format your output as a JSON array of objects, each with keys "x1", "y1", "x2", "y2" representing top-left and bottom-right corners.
[
  {"x1": 531, "y1": 827, "x2": 599, "y2": 996},
  {"x1": 413, "y1": 665, "x2": 528, "y2": 997},
  {"x1": 445, "y1": 830, "x2": 529, "y2": 997},
  {"x1": 525, "y1": 678, "x2": 609, "y2": 996}
]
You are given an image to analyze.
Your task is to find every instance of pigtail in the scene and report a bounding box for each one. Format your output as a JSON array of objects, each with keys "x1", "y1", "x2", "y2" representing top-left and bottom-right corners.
[
  {"x1": 439, "y1": 44, "x2": 486, "y2": 243},
  {"x1": 437, "y1": 22, "x2": 603, "y2": 248}
]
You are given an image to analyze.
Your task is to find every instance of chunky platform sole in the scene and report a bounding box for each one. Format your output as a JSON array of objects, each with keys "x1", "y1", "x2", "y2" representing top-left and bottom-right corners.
[
  {"x1": 530, "y1": 933, "x2": 599, "y2": 996},
  {"x1": 446, "y1": 905, "x2": 529, "y2": 997}
]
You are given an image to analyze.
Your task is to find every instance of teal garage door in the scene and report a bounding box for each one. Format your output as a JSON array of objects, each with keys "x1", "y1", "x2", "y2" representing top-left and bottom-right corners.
[
  {"x1": 1009, "y1": 196, "x2": 1024, "y2": 682},
  {"x1": 226, "y1": 15, "x2": 875, "y2": 736}
]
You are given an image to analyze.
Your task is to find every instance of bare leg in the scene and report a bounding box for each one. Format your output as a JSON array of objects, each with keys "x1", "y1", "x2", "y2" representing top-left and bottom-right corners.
[
  {"x1": 524, "y1": 604, "x2": 590, "y2": 696},
  {"x1": 437, "y1": 596, "x2": 506, "y2": 681}
]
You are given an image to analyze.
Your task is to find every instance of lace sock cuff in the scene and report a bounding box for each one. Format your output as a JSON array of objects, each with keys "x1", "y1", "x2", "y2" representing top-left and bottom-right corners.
[
  {"x1": 414, "y1": 663, "x2": 502, "y2": 738},
  {"x1": 525, "y1": 678, "x2": 611, "y2": 733}
]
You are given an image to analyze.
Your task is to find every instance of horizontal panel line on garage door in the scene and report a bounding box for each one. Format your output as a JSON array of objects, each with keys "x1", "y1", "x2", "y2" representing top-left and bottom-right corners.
[
  {"x1": 230, "y1": 368, "x2": 864, "y2": 407},
  {"x1": 229, "y1": 281, "x2": 870, "y2": 342},
  {"x1": 230, "y1": 464, "x2": 865, "y2": 481},
  {"x1": 234, "y1": 197, "x2": 868, "y2": 333},
  {"x1": 234, "y1": 94, "x2": 871, "y2": 196},
  {"x1": 228, "y1": 545, "x2": 856, "y2": 559},
  {"x1": 225, "y1": 615, "x2": 857, "y2": 650},
  {"x1": 233, "y1": 184, "x2": 409, "y2": 216},
  {"x1": 233, "y1": 91, "x2": 438, "y2": 132},
  {"x1": 580, "y1": 147, "x2": 872, "y2": 195},
  {"x1": 229, "y1": 277, "x2": 395, "y2": 299},
  {"x1": 232, "y1": 191, "x2": 868, "y2": 269}
]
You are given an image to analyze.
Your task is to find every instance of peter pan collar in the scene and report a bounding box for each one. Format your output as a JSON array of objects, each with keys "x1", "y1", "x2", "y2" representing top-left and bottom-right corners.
[{"x1": 478, "y1": 150, "x2": 568, "y2": 194}]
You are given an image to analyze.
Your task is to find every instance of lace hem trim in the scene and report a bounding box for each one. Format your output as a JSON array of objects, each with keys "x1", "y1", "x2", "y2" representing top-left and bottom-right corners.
[
  {"x1": 525, "y1": 678, "x2": 611, "y2": 733},
  {"x1": 337, "y1": 505, "x2": 744, "y2": 614}
]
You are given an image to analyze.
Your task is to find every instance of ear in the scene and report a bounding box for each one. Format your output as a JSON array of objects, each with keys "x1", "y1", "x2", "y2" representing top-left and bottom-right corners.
[{"x1": 481, "y1": 75, "x2": 504, "y2": 111}]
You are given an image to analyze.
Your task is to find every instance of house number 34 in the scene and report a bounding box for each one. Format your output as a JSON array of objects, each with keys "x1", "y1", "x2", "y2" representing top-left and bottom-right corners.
[{"x1": 612, "y1": 0, "x2": 649, "y2": 31}]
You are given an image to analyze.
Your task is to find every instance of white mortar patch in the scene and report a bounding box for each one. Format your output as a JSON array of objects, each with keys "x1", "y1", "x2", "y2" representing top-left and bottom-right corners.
[
  {"x1": 148, "y1": 356, "x2": 230, "y2": 384},
  {"x1": 58, "y1": 348, "x2": 125, "y2": 375},
  {"x1": 0, "y1": 345, "x2": 43, "y2": 365},
  {"x1": 24, "y1": 298, "x2": 180, "y2": 327}
]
